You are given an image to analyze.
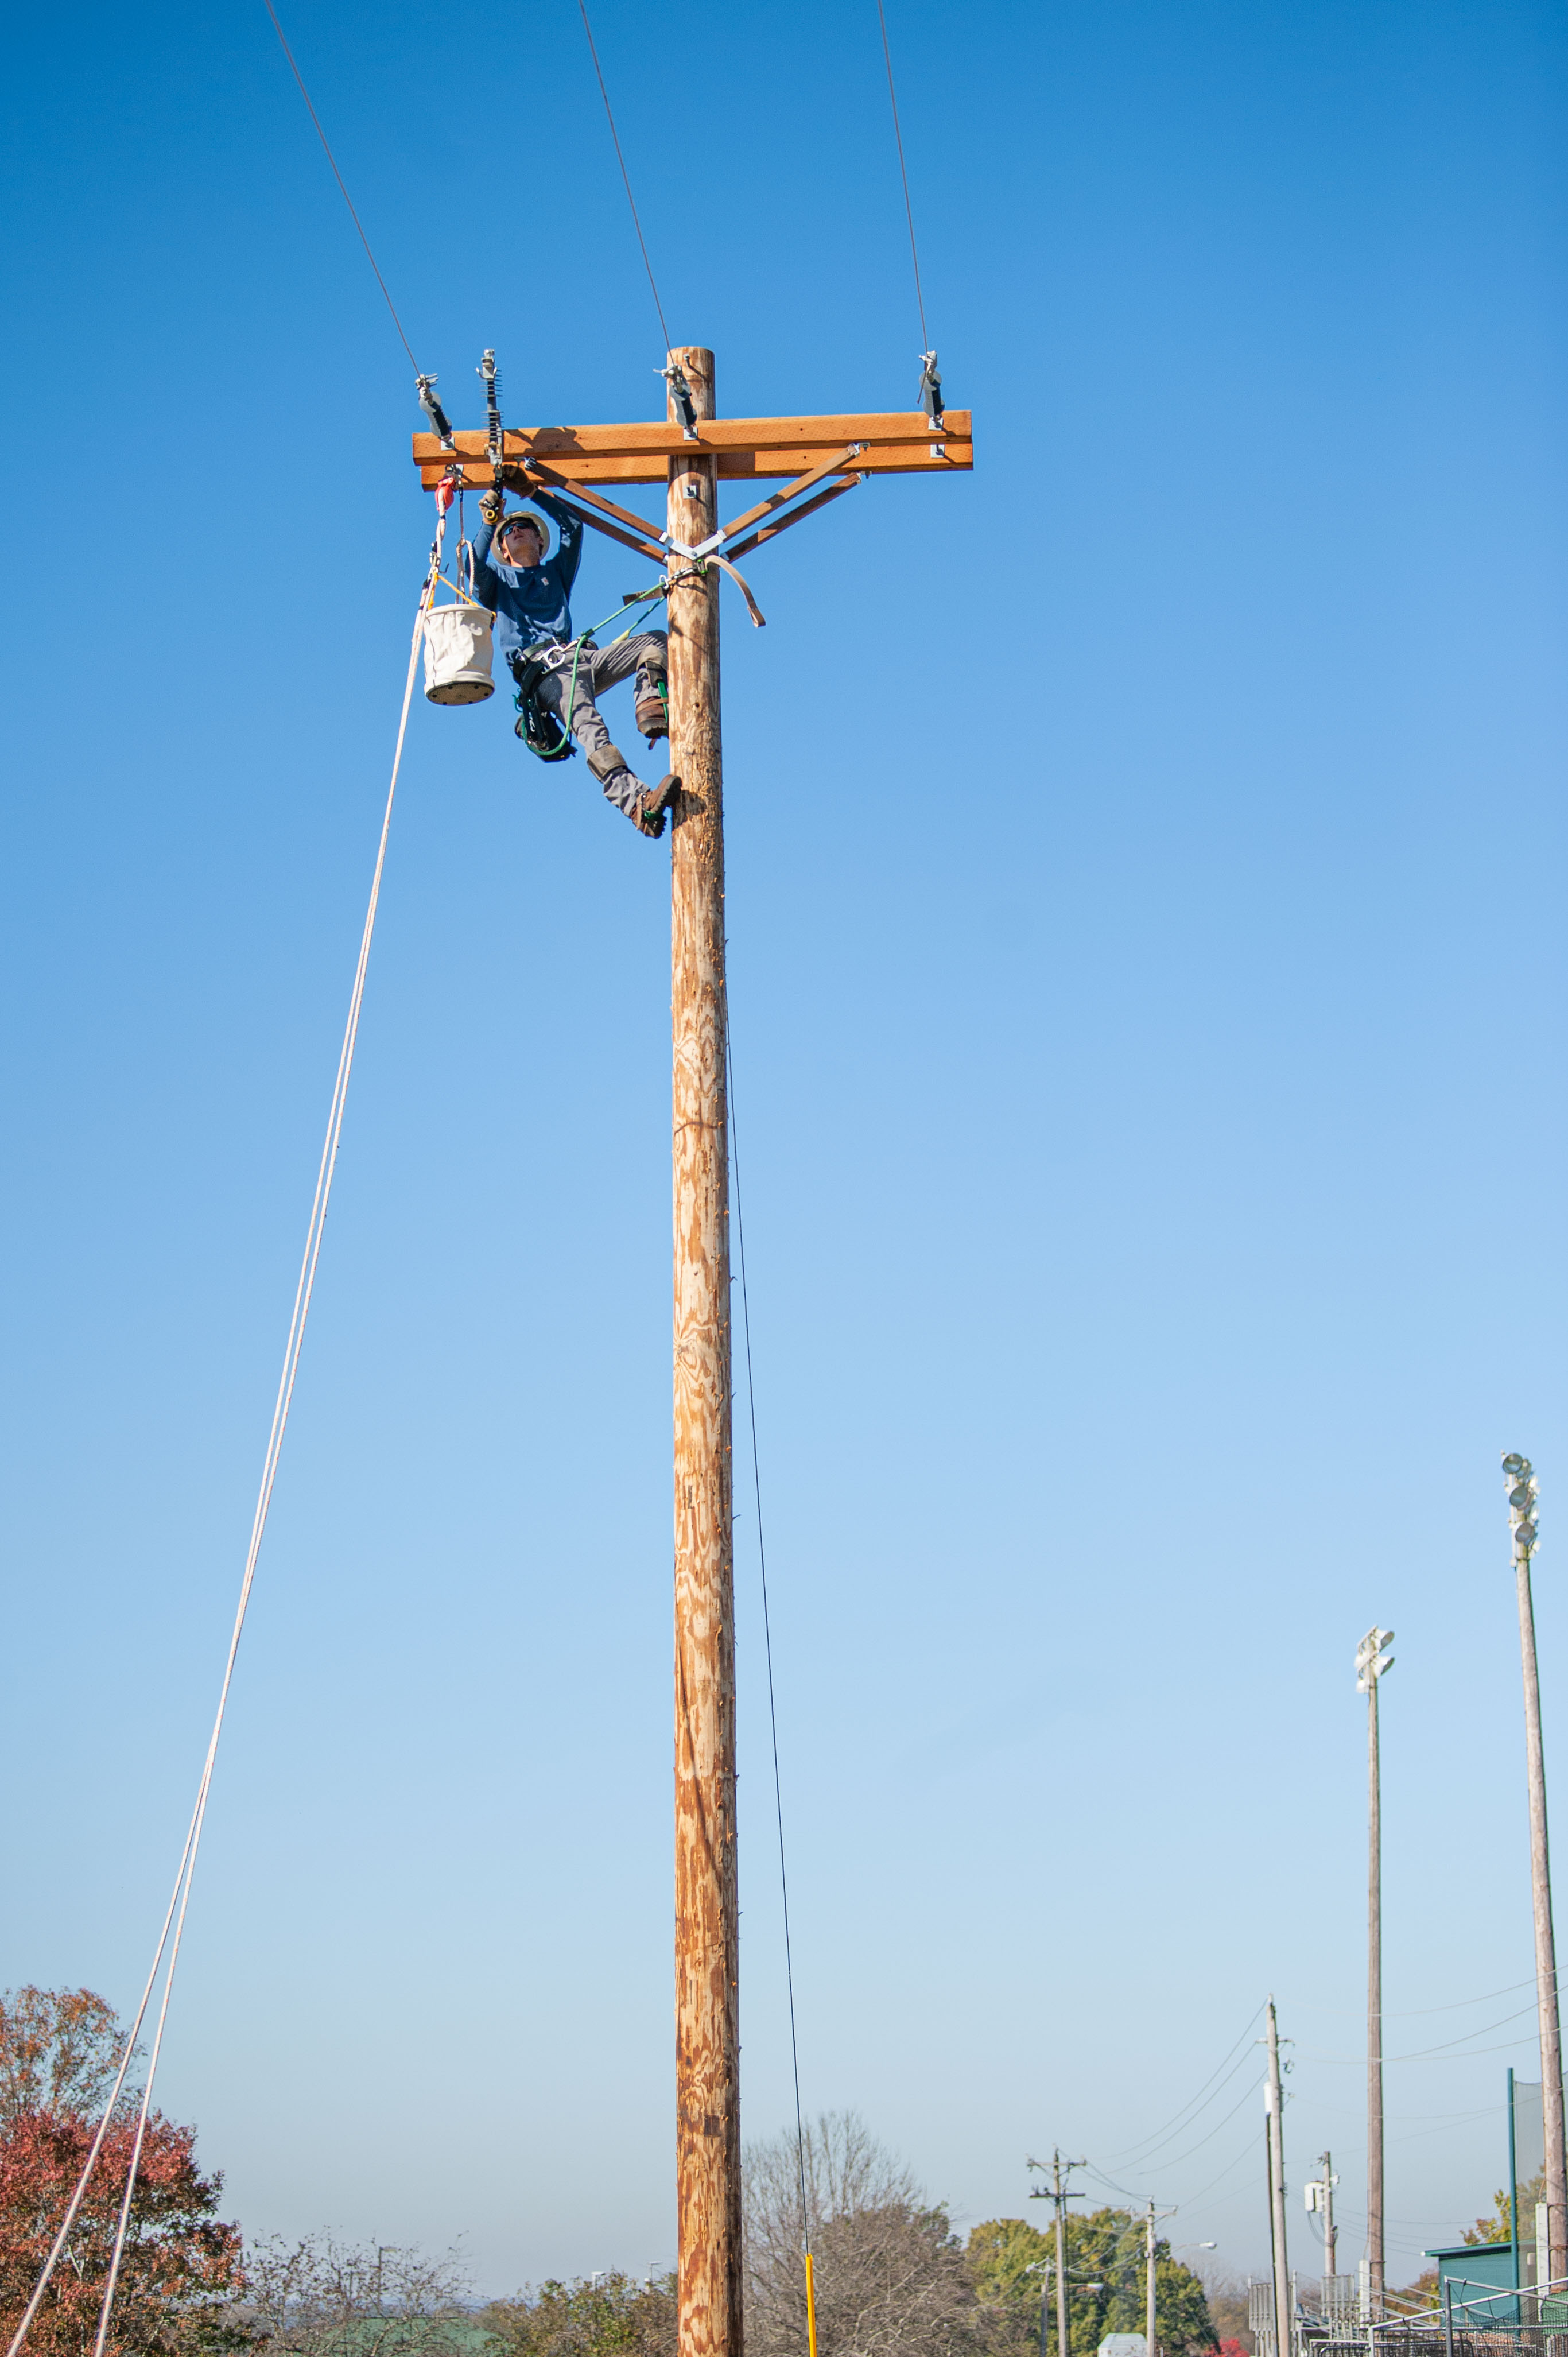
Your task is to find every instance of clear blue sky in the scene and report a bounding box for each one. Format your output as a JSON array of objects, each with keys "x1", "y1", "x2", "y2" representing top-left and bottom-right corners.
[{"x1": 2, "y1": 0, "x2": 1565, "y2": 2302}]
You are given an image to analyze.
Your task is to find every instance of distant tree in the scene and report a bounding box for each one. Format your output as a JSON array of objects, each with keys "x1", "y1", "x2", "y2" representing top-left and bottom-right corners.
[
  {"x1": 745, "y1": 2113, "x2": 981, "y2": 2357},
  {"x1": 1194, "y1": 2265, "x2": 1251, "y2": 2355},
  {"x1": 0, "y1": 2108, "x2": 247, "y2": 2357},
  {"x1": 1464, "y1": 2173, "x2": 1543, "y2": 2249},
  {"x1": 968, "y1": 2211, "x2": 1218, "y2": 2357},
  {"x1": 480, "y1": 2272, "x2": 676, "y2": 2357},
  {"x1": 0, "y1": 1987, "x2": 136, "y2": 2126},
  {"x1": 0, "y1": 1986, "x2": 241, "y2": 2357},
  {"x1": 1388, "y1": 2273, "x2": 1438, "y2": 2319},
  {"x1": 241, "y1": 2238, "x2": 471, "y2": 2357}
]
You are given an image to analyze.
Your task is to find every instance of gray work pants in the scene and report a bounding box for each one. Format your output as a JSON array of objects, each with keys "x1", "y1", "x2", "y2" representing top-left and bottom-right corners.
[{"x1": 533, "y1": 631, "x2": 668, "y2": 816}]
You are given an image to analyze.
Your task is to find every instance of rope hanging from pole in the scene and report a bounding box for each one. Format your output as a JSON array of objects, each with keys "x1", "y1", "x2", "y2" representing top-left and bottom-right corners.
[{"x1": 4, "y1": 568, "x2": 441, "y2": 2357}]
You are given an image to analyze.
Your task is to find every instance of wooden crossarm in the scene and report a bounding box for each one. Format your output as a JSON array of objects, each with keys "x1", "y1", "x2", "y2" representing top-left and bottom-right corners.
[{"x1": 413, "y1": 409, "x2": 972, "y2": 489}]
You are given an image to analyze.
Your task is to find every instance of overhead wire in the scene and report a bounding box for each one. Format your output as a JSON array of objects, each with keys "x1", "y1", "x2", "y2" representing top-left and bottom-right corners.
[
  {"x1": 727, "y1": 1023, "x2": 818, "y2": 2351},
  {"x1": 1291, "y1": 1976, "x2": 1541, "y2": 2022},
  {"x1": 872, "y1": 0, "x2": 929, "y2": 353},
  {"x1": 1301, "y1": 2003, "x2": 1541, "y2": 2064},
  {"x1": 7, "y1": 566, "x2": 439, "y2": 2357},
  {"x1": 1096, "y1": 2003, "x2": 1264, "y2": 2165},
  {"x1": 576, "y1": 0, "x2": 674, "y2": 359},
  {"x1": 261, "y1": 0, "x2": 422, "y2": 374}
]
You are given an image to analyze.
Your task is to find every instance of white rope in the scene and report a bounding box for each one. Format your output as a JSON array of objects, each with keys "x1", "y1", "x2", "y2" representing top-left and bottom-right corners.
[{"x1": 6, "y1": 583, "x2": 433, "y2": 2357}]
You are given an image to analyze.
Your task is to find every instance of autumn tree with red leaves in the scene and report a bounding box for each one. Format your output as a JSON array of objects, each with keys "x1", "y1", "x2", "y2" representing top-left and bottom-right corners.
[{"x1": 0, "y1": 1987, "x2": 247, "y2": 2357}]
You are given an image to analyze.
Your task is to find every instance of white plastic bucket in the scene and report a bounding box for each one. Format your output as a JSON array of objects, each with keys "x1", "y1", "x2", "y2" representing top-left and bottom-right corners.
[{"x1": 423, "y1": 602, "x2": 496, "y2": 704}]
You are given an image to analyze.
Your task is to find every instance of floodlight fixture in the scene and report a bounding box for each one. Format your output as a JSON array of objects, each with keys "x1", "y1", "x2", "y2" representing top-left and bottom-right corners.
[
  {"x1": 1504, "y1": 1455, "x2": 1542, "y2": 1560},
  {"x1": 1356, "y1": 1625, "x2": 1395, "y2": 1692}
]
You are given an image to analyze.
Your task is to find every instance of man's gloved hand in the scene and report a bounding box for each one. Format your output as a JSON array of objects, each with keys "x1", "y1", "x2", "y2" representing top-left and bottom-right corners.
[{"x1": 479, "y1": 489, "x2": 506, "y2": 525}]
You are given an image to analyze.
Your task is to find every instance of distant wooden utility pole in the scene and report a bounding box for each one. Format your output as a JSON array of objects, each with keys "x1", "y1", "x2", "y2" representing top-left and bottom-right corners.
[
  {"x1": 1145, "y1": 2203, "x2": 1158, "y2": 2357},
  {"x1": 668, "y1": 345, "x2": 742, "y2": 2357},
  {"x1": 1266, "y1": 1999, "x2": 1292, "y2": 2357},
  {"x1": 1028, "y1": 2153, "x2": 1084, "y2": 2357},
  {"x1": 1356, "y1": 1627, "x2": 1394, "y2": 2310}
]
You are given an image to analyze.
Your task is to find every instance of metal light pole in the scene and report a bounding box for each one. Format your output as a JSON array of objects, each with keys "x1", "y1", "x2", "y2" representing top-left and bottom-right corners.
[
  {"x1": 1504, "y1": 1455, "x2": 1566, "y2": 2288},
  {"x1": 1356, "y1": 1625, "x2": 1395, "y2": 2310}
]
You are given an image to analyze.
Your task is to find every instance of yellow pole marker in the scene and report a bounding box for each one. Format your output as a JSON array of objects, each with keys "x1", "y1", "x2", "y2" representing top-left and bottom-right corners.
[{"x1": 805, "y1": 2251, "x2": 819, "y2": 2357}]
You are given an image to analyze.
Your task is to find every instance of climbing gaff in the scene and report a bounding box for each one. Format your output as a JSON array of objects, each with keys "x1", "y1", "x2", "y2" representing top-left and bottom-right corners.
[
  {"x1": 416, "y1": 374, "x2": 455, "y2": 449},
  {"x1": 479, "y1": 348, "x2": 504, "y2": 490},
  {"x1": 917, "y1": 350, "x2": 944, "y2": 431}
]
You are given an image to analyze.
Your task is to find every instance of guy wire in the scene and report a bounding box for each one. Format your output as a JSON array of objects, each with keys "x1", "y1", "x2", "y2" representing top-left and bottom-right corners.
[
  {"x1": 725, "y1": 1020, "x2": 812, "y2": 2254},
  {"x1": 261, "y1": 0, "x2": 422, "y2": 375},
  {"x1": 873, "y1": 0, "x2": 929, "y2": 353},
  {"x1": 576, "y1": 0, "x2": 676, "y2": 360}
]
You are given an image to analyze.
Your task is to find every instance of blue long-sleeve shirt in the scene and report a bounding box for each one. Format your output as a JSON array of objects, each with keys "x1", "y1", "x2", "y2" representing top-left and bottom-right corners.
[{"x1": 469, "y1": 490, "x2": 584, "y2": 662}]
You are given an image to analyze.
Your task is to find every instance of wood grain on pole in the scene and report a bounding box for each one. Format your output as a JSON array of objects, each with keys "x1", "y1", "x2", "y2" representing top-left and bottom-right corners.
[
  {"x1": 669, "y1": 345, "x2": 741, "y2": 2357},
  {"x1": 1368, "y1": 1684, "x2": 1384, "y2": 2304},
  {"x1": 1516, "y1": 1553, "x2": 1568, "y2": 2285}
]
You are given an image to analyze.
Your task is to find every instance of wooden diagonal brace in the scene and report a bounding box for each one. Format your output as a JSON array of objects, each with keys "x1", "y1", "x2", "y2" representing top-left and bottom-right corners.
[
  {"x1": 515, "y1": 459, "x2": 665, "y2": 552},
  {"x1": 518, "y1": 475, "x2": 665, "y2": 564},
  {"x1": 719, "y1": 474, "x2": 862, "y2": 564},
  {"x1": 697, "y1": 447, "x2": 860, "y2": 555}
]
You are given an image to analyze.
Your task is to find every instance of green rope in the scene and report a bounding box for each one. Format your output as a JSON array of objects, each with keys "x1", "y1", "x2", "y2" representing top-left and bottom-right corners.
[{"x1": 517, "y1": 581, "x2": 670, "y2": 764}]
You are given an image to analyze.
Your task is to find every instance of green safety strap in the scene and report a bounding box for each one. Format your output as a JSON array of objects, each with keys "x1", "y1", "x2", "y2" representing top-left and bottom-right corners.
[{"x1": 519, "y1": 581, "x2": 670, "y2": 764}]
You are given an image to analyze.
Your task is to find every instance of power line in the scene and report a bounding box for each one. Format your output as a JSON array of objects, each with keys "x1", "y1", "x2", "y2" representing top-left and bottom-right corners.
[
  {"x1": 1301, "y1": 2003, "x2": 1542, "y2": 2064},
  {"x1": 727, "y1": 1022, "x2": 812, "y2": 2247},
  {"x1": 873, "y1": 0, "x2": 929, "y2": 352},
  {"x1": 260, "y1": 0, "x2": 421, "y2": 374},
  {"x1": 1098, "y1": 2005, "x2": 1265, "y2": 2167},
  {"x1": 576, "y1": 0, "x2": 674, "y2": 359},
  {"x1": 1291, "y1": 1976, "x2": 1541, "y2": 2022}
]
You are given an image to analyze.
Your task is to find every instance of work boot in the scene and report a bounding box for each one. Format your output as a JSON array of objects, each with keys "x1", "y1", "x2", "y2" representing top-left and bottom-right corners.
[
  {"x1": 635, "y1": 674, "x2": 669, "y2": 742},
  {"x1": 631, "y1": 774, "x2": 681, "y2": 839}
]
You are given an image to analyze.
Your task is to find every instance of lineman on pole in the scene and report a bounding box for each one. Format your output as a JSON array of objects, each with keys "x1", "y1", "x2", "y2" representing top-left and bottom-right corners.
[{"x1": 473, "y1": 488, "x2": 680, "y2": 840}]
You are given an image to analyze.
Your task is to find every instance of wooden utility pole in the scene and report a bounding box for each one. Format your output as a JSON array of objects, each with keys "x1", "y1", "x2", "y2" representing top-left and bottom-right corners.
[
  {"x1": 1266, "y1": 1999, "x2": 1292, "y2": 2357},
  {"x1": 1356, "y1": 1627, "x2": 1393, "y2": 2312},
  {"x1": 411, "y1": 366, "x2": 972, "y2": 2357},
  {"x1": 1319, "y1": 2151, "x2": 1337, "y2": 2280},
  {"x1": 668, "y1": 346, "x2": 742, "y2": 2357},
  {"x1": 1054, "y1": 2154, "x2": 1072, "y2": 2357},
  {"x1": 1505, "y1": 1459, "x2": 1567, "y2": 2288},
  {"x1": 1145, "y1": 2203, "x2": 1158, "y2": 2357},
  {"x1": 1028, "y1": 2153, "x2": 1083, "y2": 2357}
]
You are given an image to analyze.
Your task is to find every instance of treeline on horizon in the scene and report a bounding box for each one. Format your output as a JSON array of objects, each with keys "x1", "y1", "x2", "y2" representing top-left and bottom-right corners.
[{"x1": 0, "y1": 1987, "x2": 1236, "y2": 2357}]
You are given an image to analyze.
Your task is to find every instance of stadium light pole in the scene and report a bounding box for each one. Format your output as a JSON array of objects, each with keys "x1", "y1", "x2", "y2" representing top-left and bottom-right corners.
[
  {"x1": 1504, "y1": 1455, "x2": 1566, "y2": 2288},
  {"x1": 1356, "y1": 1625, "x2": 1395, "y2": 2311}
]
